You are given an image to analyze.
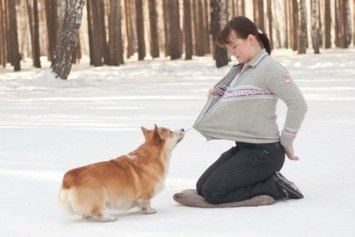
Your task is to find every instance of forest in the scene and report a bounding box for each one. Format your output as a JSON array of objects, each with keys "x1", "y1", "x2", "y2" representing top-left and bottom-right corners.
[{"x1": 0, "y1": 0, "x2": 354, "y2": 79}]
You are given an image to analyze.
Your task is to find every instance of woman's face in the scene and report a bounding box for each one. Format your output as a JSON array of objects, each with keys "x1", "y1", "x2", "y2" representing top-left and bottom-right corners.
[{"x1": 226, "y1": 30, "x2": 255, "y2": 64}]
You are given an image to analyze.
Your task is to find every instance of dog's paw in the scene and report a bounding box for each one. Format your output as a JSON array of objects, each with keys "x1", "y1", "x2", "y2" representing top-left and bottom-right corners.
[
  {"x1": 142, "y1": 208, "x2": 157, "y2": 215},
  {"x1": 101, "y1": 214, "x2": 118, "y2": 222},
  {"x1": 94, "y1": 213, "x2": 118, "y2": 222}
]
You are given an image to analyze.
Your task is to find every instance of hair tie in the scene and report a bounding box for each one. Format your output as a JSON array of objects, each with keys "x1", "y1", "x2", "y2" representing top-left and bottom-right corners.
[{"x1": 257, "y1": 29, "x2": 263, "y2": 34}]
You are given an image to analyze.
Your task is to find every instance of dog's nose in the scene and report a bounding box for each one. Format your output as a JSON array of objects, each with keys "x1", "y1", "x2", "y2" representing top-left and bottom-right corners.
[{"x1": 181, "y1": 128, "x2": 185, "y2": 132}]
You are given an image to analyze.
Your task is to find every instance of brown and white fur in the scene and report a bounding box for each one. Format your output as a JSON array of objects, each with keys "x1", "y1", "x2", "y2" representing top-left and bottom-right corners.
[{"x1": 58, "y1": 125, "x2": 184, "y2": 222}]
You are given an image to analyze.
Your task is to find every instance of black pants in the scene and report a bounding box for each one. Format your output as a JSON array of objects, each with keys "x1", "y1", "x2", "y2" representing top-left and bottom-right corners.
[{"x1": 196, "y1": 142, "x2": 285, "y2": 204}]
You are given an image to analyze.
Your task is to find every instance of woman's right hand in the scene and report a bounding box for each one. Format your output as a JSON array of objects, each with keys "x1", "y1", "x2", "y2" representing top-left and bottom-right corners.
[
  {"x1": 284, "y1": 145, "x2": 299, "y2": 161},
  {"x1": 208, "y1": 89, "x2": 217, "y2": 96}
]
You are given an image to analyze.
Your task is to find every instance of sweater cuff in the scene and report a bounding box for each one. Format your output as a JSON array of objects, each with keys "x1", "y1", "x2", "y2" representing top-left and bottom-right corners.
[{"x1": 280, "y1": 127, "x2": 298, "y2": 147}]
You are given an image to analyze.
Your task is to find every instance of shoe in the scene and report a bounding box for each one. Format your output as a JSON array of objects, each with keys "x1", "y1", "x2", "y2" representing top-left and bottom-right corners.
[{"x1": 273, "y1": 172, "x2": 304, "y2": 199}]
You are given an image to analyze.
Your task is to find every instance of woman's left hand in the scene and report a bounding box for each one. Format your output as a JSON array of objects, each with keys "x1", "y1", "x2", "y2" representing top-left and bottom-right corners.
[{"x1": 284, "y1": 145, "x2": 299, "y2": 161}]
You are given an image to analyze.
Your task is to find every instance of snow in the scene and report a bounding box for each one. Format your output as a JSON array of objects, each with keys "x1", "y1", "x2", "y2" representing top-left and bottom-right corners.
[{"x1": 1, "y1": 48, "x2": 355, "y2": 237}]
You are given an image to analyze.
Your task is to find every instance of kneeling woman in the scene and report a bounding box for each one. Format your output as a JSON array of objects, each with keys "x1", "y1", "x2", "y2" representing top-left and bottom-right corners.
[{"x1": 174, "y1": 16, "x2": 307, "y2": 207}]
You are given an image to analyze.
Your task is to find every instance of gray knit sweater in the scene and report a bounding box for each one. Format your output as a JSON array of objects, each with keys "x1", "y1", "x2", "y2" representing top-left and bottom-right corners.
[{"x1": 193, "y1": 49, "x2": 307, "y2": 147}]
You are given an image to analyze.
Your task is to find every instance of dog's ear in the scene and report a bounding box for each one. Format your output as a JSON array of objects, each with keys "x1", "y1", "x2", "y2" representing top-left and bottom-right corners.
[
  {"x1": 141, "y1": 126, "x2": 150, "y2": 137},
  {"x1": 153, "y1": 124, "x2": 163, "y2": 140}
]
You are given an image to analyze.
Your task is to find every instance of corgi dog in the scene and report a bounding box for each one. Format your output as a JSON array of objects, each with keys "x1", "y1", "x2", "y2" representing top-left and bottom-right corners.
[{"x1": 59, "y1": 125, "x2": 184, "y2": 222}]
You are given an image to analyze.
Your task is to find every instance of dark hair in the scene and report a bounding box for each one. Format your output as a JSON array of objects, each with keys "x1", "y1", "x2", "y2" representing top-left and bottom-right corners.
[{"x1": 217, "y1": 16, "x2": 272, "y2": 55}]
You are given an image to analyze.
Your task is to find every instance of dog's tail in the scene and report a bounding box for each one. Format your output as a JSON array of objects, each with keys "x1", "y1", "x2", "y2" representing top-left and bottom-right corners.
[{"x1": 58, "y1": 187, "x2": 76, "y2": 215}]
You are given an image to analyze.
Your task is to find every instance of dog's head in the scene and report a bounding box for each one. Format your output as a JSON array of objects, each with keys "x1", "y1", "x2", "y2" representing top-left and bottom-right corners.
[{"x1": 141, "y1": 124, "x2": 184, "y2": 151}]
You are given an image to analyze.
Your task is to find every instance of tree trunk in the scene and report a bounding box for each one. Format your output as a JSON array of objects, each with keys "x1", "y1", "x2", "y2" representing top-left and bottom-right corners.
[
  {"x1": 253, "y1": 0, "x2": 264, "y2": 31},
  {"x1": 353, "y1": 0, "x2": 355, "y2": 46},
  {"x1": 135, "y1": 0, "x2": 145, "y2": 60},
  {"x1": 7, "y1": 0, "x2": 21, "y2": 71},
  {"x1": 267, "y1": 0, "x2": 273, "y2": 49},
  {"x1": 148, "y1": 0, "x2": 159, "y2": 58},
  {"x1": 167, "y1": 0, "x2": 182, "y2": 60},
  {"x1": 210, "y1": 0, "x2": 228, "y2": 68},
  {"x1": 345, "y1": 0, "x2": 352, "y2": 46},
  {"x1": 0, "y1": 0, "x2": 5, "y2": 67},
  {"x1": 108, "y1": 0, "x2": 124, "y2": 65},
  {"x1": 194, "y1": 0, "x2": 206, "y2": 56},
  {"x1": 27, "y1": 0, "x2": 41, "y2": 67},
  {"x1": 51, "y1": 0, "x2": 85, "y2": 79},
  {"x1": 43, "y1": 0, "x2": 58, "y2": 62},
  {"x1": 323, "y1": 0, "x2": 331, "y2": 48},
  {"x1": 311, "y1": 0, "x2": 320, "y2": 54},
  {"x1": 297, "y1": 0, "x2": 307, "y2": 54},
  {"x1": 124, "y1": 0, "x2": 135, "y2": 58},
  {"x1": 292, "y1": 0, "x2": 299, "y2": 50},
  {"x1": 87, "y1": 0, "x2": 108, "y2": 66},
  {"x1": 183, "y1": 0, "x2": 193, "y2": 60}
]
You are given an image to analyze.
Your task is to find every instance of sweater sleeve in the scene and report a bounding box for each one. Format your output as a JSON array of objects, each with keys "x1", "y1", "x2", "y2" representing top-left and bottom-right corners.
[{"x1": 266, "y1": 64, "x2": 307, "y2": 147}]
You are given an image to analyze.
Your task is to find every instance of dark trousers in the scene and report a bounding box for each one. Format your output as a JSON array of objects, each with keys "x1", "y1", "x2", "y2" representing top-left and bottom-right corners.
[{"x1": 196, "y1": 142, "x2": 285, "y2": 204}]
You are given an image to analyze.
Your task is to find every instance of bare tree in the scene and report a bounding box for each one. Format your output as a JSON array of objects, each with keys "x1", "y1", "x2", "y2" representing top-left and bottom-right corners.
[
  {"x1": 87, "y1": 0, "x2": 108, "y2": 66},
  {"x1": 43, "y1": 0, "x2": 58, "y2": 61},
  {"x1": 7, "y1": 0, "x2": 21, "y2": 71},
  {"x1": 51, "y1": 0, "x2": 85, "y2": 79},
  {"x1": 167, "y1": 0, "x2": 182, "y2": 59},
  {"x1": 183, "y1": 0, "x2": 193, "y2": 59},
  {"x1": 297, "y1": 0, "x2": 307, "y2": 54},
  {"x1": 211, "y1": 0, "x2": 228, "y2": 68},
  {"x1": 108, "y1": 0, "x2": 124, "y2": 65},
  {"x1": 0, "y1": 0, "x2": 6, "y2": 67},
  {"x1": 335, "y1": 0, "x2": 351, "y2": 48},
  {"x1": 27, "y1": 0, "x2": 41, "y2": 67},
  {"x1": 135, "y1": 0, "x2": 145, "y2": 60},
  {"x1": 124, "y1": 0, "x2": 135, "y2": 58},
  {"x1": 267, "y1": 0, "x2": 273, "y2": 49},
  {"x1": 322, "y1": 0, "x2": 331, "y2": 48},
  {"x1": 253, "y1": 0, "x2": 265, "y2": 31},
  {"x1": 148, "y1": 0, "x2": 159, "y2": 58},
  {"x1": 193, "y1": 0, "x2": 207, "y2": 56},
  {"x1": 353, "y1": 0, "x2": 355, "y2": 45},
  {"x1": 311, "y1": 0, "x2": 321, "y2": 53}
]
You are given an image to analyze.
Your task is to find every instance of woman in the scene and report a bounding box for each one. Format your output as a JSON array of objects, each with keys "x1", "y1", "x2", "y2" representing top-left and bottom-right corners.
[{"x1": 174, "y1": 16, "x2": 307, "y2": 207}]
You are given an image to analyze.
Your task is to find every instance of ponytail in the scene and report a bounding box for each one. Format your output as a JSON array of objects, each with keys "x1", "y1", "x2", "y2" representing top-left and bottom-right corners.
[{"x1": 258, "y1": 32, "x2": 272, "y2": 55}]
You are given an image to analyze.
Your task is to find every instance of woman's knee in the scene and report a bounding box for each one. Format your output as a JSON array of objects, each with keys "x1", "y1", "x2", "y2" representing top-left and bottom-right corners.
[{"x1": 201, "y1": 185, "x2": 225, "y2": 204}]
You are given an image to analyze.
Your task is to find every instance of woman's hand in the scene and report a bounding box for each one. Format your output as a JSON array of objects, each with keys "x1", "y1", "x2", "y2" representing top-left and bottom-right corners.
[
  {"x1": 208, "y1": 88, "x2": 217, "y2": 96},
  {"x1": 284, "y1": 145, "x2": 299, "y2": 161}
]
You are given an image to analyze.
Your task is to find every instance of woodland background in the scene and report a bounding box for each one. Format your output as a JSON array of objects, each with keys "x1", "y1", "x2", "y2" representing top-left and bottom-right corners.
[{"x1": 0, "y1": 0, "x2": 354, "y2": 77}]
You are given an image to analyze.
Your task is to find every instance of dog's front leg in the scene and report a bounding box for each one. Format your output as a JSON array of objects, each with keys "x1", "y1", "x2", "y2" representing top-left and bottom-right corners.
[{"x1": 137, "y1": 199, "x2": 156, "y2": 214}]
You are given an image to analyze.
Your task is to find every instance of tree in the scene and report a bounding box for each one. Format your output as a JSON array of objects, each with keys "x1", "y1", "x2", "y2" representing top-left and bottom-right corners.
[
  {"x1": 43, "y1": 0, "x2": 58, "y2": 62},
  {"x1": 27, "y1": 0, "x2": 41, "y2": 67},
  {"x1": 353, "y1": 0, "x2": 355, "y2": 46},
  {"x1": 108, "y1": 0, "x2": 124, "y2": 65},
  {"x1": 124, "y1": 0, "x2": 135, "y2": 58},
  {"x1": 297, "y1": 0, "x2": 307, "y2": 54},
  {"x1": 148, "y1": 0, "x2": 159, "y2": 58},
  {"x1": 311, "y1": 0, "x2": 321, "y2": 54},
  {"x1": 183, "y1": 0, "x2": 193, "y2": 60},
  {"x1": 266, "y1": 0, "x2": 273, "y2": 49},
  {"x1": 51, "y1": 0, "x2": 85, "y2": 79},
  {"x1": 323, "y1": 0, "x2": 331, "y2": 48},
  {"x1": 135, "y1": 0, "x2": 145, "y2": 60},
  {"x1": 210, "y1": 0, "x2": 228, "y2": 68},
  {"x1": 87, "y1": 0, "x2": 107, "y2": 66},
  {"x1": 253, "y1": 0, "x2": 264, "y2": 31},
  {"x1": 7, "y1": 0, "x2": 21, "y2": 71},
  {"x1": 167, "y1": 0, "x2": 182, "y2": 59},
  {"x1": 0, "y1": 0, "x2": 6, "y2": 67}
]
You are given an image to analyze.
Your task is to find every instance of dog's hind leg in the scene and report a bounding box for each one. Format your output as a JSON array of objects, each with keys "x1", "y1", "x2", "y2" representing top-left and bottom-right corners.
[
  {"x1": 136, "y1": 199, "x2": 156, "y2": 214},
  {"x1": 89, "y1": 205, "x2": 118, "y2": 222}
]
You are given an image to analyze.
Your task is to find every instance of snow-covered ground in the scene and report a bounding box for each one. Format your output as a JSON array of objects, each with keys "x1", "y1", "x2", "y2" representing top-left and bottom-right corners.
[{"x1": 1, "y1": 48, "x2": 355, "y2": 237}]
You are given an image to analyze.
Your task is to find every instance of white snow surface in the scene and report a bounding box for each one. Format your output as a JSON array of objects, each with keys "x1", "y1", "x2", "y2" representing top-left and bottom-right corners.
[{"x1": 1, "y1": 48, "x2": 355, "y2": 237}]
